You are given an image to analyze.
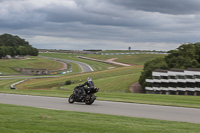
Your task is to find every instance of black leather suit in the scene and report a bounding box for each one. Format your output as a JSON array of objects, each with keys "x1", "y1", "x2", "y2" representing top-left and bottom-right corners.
[{"x1": 79, "y1": 80, "x2": 95, "y2": 95}]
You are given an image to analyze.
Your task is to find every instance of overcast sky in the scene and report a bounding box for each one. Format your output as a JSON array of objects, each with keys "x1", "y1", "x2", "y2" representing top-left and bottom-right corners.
[{"x1": 1, "y1": 0, "x2": 200, "y2": 51}]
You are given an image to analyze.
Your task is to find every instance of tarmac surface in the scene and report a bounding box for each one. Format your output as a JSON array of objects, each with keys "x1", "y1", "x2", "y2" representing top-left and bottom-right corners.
[
  {"x1": 1, "y1": 93, "x2": 200, "y2": 124},
  {"x1": 40, "y1": 56, "x2": 94, "y2": 73}
]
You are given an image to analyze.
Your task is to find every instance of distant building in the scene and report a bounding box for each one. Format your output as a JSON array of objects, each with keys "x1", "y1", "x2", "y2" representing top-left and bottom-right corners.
[
  {"x1": 83, "y1": 49, "x2": 102, "y2": 52},
  {"x1": 2, "y1": 55, "x2": 27, "y2": 59},
  {"x1": 145, "y1": 68, "x2": 200, "y2": 96},
  {"x1": 2, "y1": 55, "x2": 12, "y2": 59}
]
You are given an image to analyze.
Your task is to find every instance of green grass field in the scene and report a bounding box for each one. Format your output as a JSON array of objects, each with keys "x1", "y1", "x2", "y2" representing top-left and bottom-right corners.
[
  {"x1": 39, "y1": 53, "x2": 118, "y2": 71},
  {"x1": 98, "y1": 50, "x2": 166, "y2": 53},
  {"x1": 40, "y1": 52, "x2": 166, "y2": 66},
  {"x1": 15, "y1": 66, "x2": 142, "y2": 90},
  {"x1": 0, "y1": 53, "x2": 199, "y2": 108},
  {"x1": 1, "y1": 52, "x2": 199, "y2": 133},
  {"x1": 83, "y1": 54, "x2": 166, "y2": 65},
  {"x1": 0, "y1": 56, "x2": 64, "y2": 75},
  {"x1": 0, "y1": 104, "x2": 199, "y2": 133}
]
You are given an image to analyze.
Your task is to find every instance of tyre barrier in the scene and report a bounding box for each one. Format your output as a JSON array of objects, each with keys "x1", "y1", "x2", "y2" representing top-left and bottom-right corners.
[{"x1": 10, "y1": 80, "x2": 26, "y2": 89}]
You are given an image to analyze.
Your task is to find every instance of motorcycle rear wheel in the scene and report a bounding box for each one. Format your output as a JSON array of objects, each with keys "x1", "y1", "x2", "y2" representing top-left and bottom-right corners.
[
  {"x1": 68, "y1": 94, "x2": 75, "y2": 103},
  {"x1": 85, "y1": 94, "x2": 96, "y2": 105}
]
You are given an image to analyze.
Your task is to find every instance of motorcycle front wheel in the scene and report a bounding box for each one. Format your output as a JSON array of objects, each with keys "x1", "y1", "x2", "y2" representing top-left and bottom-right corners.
[{"x1": 68, "y1": 94, "x2": 75, "y2": 103}]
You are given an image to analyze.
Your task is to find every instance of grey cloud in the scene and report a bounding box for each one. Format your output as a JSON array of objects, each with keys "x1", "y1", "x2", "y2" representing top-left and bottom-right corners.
[
  {"x1": 0, "y1": 0, "x2": 200, "y2": 51},
  {"x1": 109, "y1": 0, "x2": 200, "y2": 15},
  {"x1": 38, "y1": 3, "x2": 160, "y2": 30}
]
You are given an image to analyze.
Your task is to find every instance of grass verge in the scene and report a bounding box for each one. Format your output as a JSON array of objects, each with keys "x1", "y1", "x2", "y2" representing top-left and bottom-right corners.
[
  {"x1": 0, "y1": 104, "x2": 200, "y2": 133},
  {"x1": 0, "y1": 56, "x2": 64, "y2": 75},
  {"x1": 39, "y1": 53, "x2": 118, "y2": 71},
  {"x1": 15, "y1": 66, "x2": 142, "y2": 90},
  {"x1": 83, "y1": 54, "x2": 166, "y2": 65}
]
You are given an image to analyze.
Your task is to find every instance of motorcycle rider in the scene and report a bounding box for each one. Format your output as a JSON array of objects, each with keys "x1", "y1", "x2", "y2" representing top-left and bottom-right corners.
[{"x1": 78, "y1": 77, "x2": 95, "y2": 97}]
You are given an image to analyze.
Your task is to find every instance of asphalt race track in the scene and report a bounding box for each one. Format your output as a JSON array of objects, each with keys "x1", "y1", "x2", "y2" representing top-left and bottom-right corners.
[
  {"x1": 1, "y1": 93, "x2": 200, "y2": 124},
  {"x1": 40, "y1": 56, "x2": 94, "y2": 73}
]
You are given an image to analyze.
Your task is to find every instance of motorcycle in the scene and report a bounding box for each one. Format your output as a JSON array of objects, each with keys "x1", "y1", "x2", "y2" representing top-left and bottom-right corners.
[{"x1": 68, "y1": 86, "x2": 99, "y2": 105}]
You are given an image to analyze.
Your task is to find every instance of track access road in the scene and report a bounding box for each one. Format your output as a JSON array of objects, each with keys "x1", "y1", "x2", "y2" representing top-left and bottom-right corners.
[{"x1": 1, "y1": 93, "x2": 200, "y2": 124}]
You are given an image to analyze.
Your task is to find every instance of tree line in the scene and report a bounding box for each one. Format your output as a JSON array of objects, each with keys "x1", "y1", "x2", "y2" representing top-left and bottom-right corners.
[
  {"x1": 139, "y1": 43, "x2": 200, "y2": 89},
  {"x1": 0, "y1": 33, "x2": 38, "y2": 58}
]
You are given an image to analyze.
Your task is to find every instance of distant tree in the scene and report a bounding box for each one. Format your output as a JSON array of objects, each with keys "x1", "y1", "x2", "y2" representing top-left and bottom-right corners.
[
  {"x1": 0, "y1": 40, "x2": 4, "y2": 46},
  {"x1": 194, "y1": 42, "x2": 200, "y2": 63},
  {"x1": 17, "y1": 46, "x2": 28, "y2": 55},
  {"x1": 0, "y1": 33, "x2": 38, "y2": 57},
  {"x1": 26, "y1": 45, "x2": 38, "y2": 56},
  {"x1": 8, "y1": 46, "x2": 16, "y2": 56},
  {"x1": 0, "y1": 47, "x2": 6, "y2": 58},
  {"x1": 139, "y1": 57, "x2": 169, "y2": 88},
  {"x1": 165, "y1": 43, "x2": 199, "y2": 68},
  {"x1": 31, "y1": 47, "x2": 39, "y2": 56},
  {"x1": 0, "y1": 46, "x2": 12, "y2": 56}
]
